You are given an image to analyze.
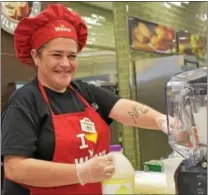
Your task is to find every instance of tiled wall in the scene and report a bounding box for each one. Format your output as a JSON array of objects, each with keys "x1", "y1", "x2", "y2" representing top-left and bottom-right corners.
[
  {"x1": 63, "y1": 2, "x2": 115, "y2": 48},
  {"x1": 113, "y1": 2, "x2": 139, "y2": 168}
]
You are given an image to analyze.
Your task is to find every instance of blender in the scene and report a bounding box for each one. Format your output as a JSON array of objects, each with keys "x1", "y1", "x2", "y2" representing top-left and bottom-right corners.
[{"x1": 165, "y1": 67, "x2": 207, "y2": 195}]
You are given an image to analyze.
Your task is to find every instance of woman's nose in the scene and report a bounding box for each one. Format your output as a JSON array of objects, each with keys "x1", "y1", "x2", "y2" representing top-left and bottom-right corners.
[{"x1": 60, "y1": 57, "x2": 70, "y2": 67}]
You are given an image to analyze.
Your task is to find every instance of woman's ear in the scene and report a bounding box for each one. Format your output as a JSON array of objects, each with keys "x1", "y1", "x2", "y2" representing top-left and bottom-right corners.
[{"x1": 30, "y1": 49, "x2": 39, "y2": 67}]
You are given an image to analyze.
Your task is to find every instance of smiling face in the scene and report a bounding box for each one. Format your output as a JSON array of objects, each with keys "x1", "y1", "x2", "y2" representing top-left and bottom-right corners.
[{"x1": 31, "y1": 37, "x2": 78, "y2": 92}]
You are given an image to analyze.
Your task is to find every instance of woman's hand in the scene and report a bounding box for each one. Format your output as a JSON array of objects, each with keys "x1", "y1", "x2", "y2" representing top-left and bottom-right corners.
[
  {"x1": 156, "y1": 115, "x2": 191, "y2": 146},
  {"x1": 76, "y1": 153, "x2": 115, "y2": 185}
]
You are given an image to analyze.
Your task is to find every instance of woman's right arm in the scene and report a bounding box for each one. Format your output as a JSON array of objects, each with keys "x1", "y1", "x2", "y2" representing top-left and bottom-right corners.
[
  {"x1": 2, "y1": 98, "x2": 79, "y2": 187},
  {"x1": 4, "y1": 155, "x2": 79, "y2": 187},
  {"x1": 4, "y1": 154, "x2": 115, "y2": 187}
]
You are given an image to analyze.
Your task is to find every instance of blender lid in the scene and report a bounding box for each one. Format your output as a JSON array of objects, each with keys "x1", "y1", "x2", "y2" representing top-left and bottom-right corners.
[{"x1": 168, "y1": 67, "x2": 207, "y2": 85}]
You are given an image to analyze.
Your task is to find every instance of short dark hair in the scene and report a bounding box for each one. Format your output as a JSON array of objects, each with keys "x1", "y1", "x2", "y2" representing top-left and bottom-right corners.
[{"x1": 36, "y1": 44, "x2": 47, "y2": 57}]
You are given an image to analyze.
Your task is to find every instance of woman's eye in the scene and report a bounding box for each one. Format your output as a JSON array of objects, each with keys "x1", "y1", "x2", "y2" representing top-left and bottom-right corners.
[
  {"x1": 68, "y1": 55, "x2": 77, "y2": 60},
  {"x1": 52, "y1": 54, "x2": 61, "y2": 57}
]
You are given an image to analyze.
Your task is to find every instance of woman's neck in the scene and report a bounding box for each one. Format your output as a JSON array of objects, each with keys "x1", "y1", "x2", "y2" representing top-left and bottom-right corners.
[{"x1": 37, "y1": 75, "x2": 67, "y2": 93}]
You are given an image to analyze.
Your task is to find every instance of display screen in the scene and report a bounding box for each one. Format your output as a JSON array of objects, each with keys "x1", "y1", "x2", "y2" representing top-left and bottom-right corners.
[{"x1": 178, "y1": 31, "x2": 206, "y2": 60}]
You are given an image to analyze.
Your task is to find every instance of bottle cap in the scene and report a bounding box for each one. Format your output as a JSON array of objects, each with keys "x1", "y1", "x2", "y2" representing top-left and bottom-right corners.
[{"x1": 110, "y1": 144, "x2": 122, "y2": 152}]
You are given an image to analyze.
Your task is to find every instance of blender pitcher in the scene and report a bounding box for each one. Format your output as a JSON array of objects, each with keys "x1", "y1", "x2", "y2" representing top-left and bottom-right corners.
[
  {"x1": 165, "y1": 67, "x2": 207, "y2": 195},
  {"x1": 166, "y1": 68, "x2": 207, "y2": 160}
]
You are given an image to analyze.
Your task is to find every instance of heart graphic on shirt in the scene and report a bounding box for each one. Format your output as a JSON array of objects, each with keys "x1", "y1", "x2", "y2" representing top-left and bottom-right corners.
[{"x1": 85, "y1": 133, "x2": 98, "y2": 144}]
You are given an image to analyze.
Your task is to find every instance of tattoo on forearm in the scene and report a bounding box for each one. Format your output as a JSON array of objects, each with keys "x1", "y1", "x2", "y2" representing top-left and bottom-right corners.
[{"x1": 128, "y1": 104, "x2": 149, "y2": 124}]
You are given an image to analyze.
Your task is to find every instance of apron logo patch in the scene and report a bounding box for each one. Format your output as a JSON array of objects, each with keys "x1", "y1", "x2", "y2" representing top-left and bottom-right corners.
[{"x1": 80, "y1": 118, "x2": 96, "y2": 134}]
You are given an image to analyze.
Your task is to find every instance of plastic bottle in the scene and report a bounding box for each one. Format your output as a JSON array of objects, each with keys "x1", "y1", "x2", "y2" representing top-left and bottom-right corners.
[{"x1": 102, "y1": 145, "x2": 135, "y2": 194}]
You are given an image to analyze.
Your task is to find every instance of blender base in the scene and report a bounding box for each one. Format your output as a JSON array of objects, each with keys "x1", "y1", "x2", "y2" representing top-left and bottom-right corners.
[{"x1": 174, "y1": 159, "x2": 207, "y2": 195}]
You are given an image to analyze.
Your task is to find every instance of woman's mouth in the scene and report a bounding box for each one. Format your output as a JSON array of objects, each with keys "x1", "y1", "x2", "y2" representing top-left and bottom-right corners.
[{"x1": 55, "y1": 70, "x2": 71, "y2": 74}]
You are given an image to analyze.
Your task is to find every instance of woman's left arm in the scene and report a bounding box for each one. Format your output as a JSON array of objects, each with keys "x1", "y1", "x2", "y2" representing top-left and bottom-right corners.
[
  {"x1": 109, "y1": 98, "x2": 166, "y2": 131},
  {"x1": 77, "y1": 81, "x2": 167, "y2": 132}
]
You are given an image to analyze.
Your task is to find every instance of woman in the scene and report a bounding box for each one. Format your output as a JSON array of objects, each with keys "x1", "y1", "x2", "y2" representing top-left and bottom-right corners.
[{"x1": 2, "y1": 4, "x2": 170, "y2": 195}]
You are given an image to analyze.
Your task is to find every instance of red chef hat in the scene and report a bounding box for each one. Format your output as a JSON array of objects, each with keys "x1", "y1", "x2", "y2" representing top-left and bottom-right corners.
[{"x1": 14, "y1": 4, "x2": 88, "y2": 65}]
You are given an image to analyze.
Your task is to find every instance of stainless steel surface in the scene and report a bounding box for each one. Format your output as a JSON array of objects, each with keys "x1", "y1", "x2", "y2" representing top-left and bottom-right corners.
[{"x1": 135, "y1": 56, "x2": 183, "y2": 112}]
